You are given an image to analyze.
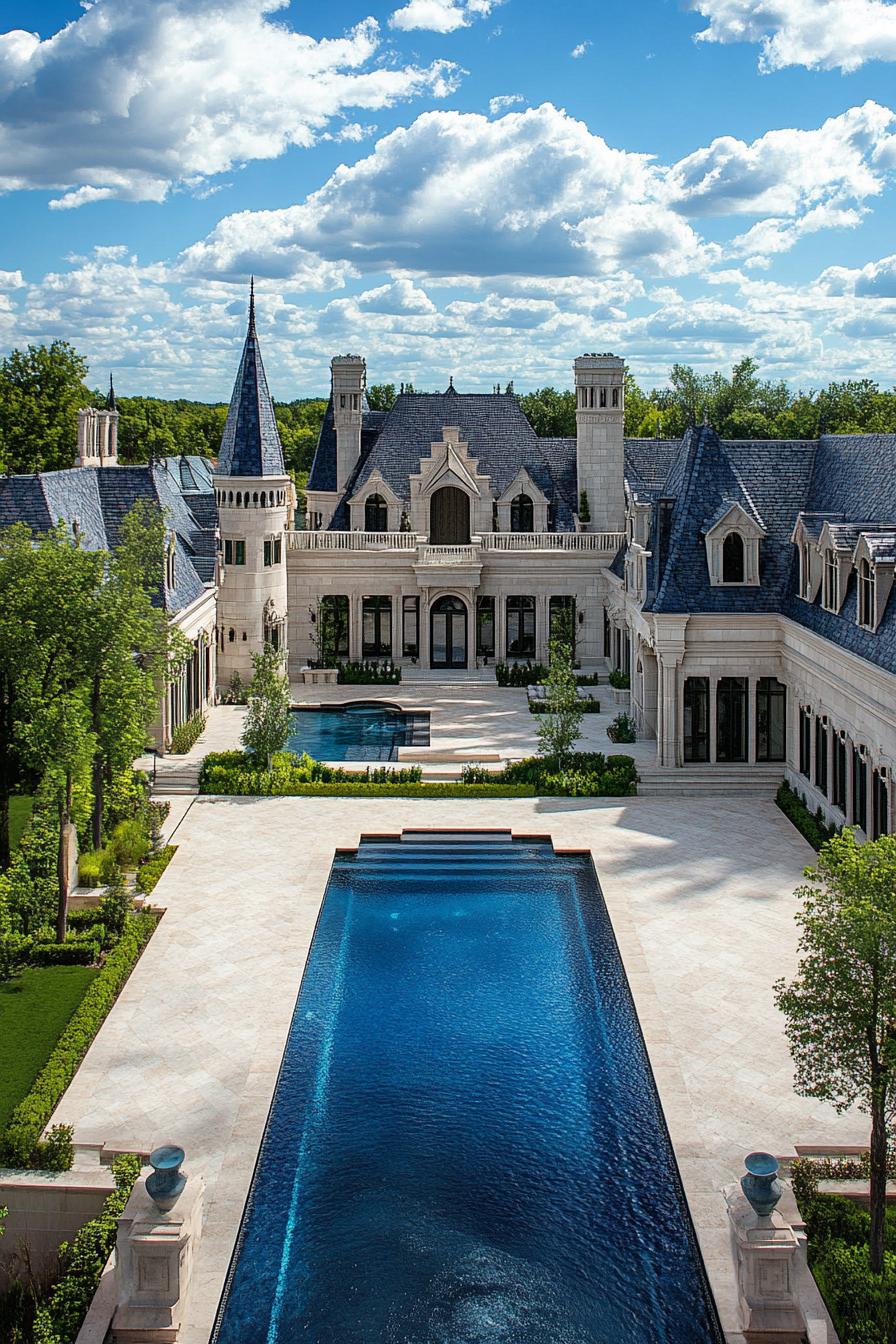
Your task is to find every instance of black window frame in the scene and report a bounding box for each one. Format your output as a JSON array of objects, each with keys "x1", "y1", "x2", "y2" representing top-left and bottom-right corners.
[
  {"x1": 476, "y1": 596, "x2": 495, "y2": 658},
  {"x1": 873, "y1": 770, "x2": 889, "y2": 839},
  {"x1": 510, "y1": 493, "x2": 534, "y2": 533},
  {"x1": 364, "y1": 494, "x2": 389, "y2": 532},
  {"x1": 756, "y1": 677, "x2": 786, "y2": 763},
  {"x1": 361, "y1": 595, "x2": 392, "y2": 658},
  {"x1": 814, "y1": 717, "x2": 828, "y2": 795},
  {"x1": 319, "y1": 594, "x2": 349, "y2": 661},
  {"x1": 722, "y1": 532, "x2": 745, "y2": 584},
  {"x1": 799, "y1": 707, "x2": 811, "y2": 778},
  {"x1": 683, "y1": 677, "x2": 710, "y2": 763},
  {"x1": 402, "y1": 595, "x2": 419, "y2": 658},
  {"x1": 833, "y1": 734, "x2": 847, "y2": 812},
  {"x1": 853, "y1": 748, "x2": 868, "y2": 828},
  {"x1": 716, "y1": 676, "x2": 748, "y2": 763},
  {"x1": 506, "y1": 595, "x2": 536, "y2": 657}
]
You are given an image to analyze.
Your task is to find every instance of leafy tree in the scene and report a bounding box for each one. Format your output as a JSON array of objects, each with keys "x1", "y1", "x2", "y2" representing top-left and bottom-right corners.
[
  {"x1": 774, "y1": 830, "x2": 896, "y2": 1273},
  {"x1": 536, "y1": 611, "x2": 583, "y2": 768},
  {"x1": 367, "y1": 383, "x2": 397, "y2": 412},
  {"x1": 241, "y1": 644, "x2": 291, "y2": 769},
  {"x1": 83, "y1": 501, "x2": 171, "y2": 848},
  {"x1": 519, "y1": 386, "x2": 576, "y2": 437},
  {"x1": 0, "y1": 342, "x2": 93, "y2": 474}
]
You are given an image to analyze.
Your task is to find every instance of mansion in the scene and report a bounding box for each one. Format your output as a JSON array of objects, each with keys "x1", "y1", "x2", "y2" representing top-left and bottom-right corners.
[{"x1": 1, "y1": 293, "x2": 894, "y2": 838}]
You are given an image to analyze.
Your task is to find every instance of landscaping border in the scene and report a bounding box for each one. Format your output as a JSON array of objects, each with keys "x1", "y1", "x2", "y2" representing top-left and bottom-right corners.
[{"x1": 0, "y1": 912, "x2": 159, "y2": 1169}]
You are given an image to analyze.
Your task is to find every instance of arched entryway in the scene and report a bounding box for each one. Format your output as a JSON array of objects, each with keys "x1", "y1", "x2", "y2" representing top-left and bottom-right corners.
[
  {"x1": 429, "y1": 487, "x2": 470, "y2": 544},
  {"x1": 430, "y1": 595, "x2": 468, "y2": 669}
]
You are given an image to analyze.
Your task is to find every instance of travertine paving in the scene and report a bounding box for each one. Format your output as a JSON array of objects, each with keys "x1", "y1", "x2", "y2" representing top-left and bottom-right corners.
[{"x1": 51, "y1": 794, "x2": 864, "y2": 1343}]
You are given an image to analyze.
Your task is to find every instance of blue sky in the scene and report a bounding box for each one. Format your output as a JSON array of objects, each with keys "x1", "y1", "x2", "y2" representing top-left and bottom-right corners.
[{"x1": 1, "y1": 0, "x2": 895, "y2": 399}]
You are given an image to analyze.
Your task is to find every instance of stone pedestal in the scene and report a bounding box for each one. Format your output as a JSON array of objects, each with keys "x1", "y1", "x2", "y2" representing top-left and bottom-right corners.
[
  {"x1": 725, "y1": 1185, "x2": 808, "y2": 1344},
  {"x1": 112, "y1": 1176, "x2": 204, "y2": 1343}
]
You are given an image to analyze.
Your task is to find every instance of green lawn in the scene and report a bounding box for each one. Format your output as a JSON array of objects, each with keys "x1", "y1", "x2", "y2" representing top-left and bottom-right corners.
[
  {"x1": 8, "y1": 794, "x2": 34, "y2": 858},
  {"x1": 0, "y1": 965, "x2": 98, "y2": 1131}
]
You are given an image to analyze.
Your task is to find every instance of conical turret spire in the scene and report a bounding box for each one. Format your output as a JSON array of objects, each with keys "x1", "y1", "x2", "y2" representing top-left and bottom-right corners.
[
  {"x1": 106, "y1": 373, "x2": 117, "y2": 412},
  {"x1": 217, "y1": 281, "x2": 286, "y2": 478}
]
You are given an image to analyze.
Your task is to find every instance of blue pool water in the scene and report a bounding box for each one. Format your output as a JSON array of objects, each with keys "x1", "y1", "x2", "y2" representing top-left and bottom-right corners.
[
  {"x1": 213, "y1": 835, "x2": 722, "y2": 1344},
  {"x1": 285, "y1": 703, "x2": 427, "y2": 761}
]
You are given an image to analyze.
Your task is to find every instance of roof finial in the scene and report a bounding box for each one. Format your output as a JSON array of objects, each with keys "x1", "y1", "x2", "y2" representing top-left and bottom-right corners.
[
  {"x1": 449, "y1": 374, "x2": 454, "y2": 389},
  {"x1": 248, "y1": 275, "x2": 256, "y2": 336},
  {"x1": 106, "y1": 372, "x2": 117, "y2": 412}
]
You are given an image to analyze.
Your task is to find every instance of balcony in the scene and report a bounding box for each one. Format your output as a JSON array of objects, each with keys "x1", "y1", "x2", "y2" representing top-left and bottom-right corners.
[
  {"x1": 287, "y1": 530, "x2": 624, "y2": 555},
  {"x1": 414, "y1": 543, "x2": 482, "y2": 588}
]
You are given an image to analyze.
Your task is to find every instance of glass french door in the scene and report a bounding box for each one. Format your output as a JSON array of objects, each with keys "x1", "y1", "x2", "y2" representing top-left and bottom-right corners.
[{"x1": 430, "y1": 596, "x2": 467, "y2": 669}]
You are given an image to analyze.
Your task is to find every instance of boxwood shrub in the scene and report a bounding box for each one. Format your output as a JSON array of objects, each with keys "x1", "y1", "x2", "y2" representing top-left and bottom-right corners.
[
  {"x1": 32, "y1": 1152, "x2": 141, "y2": 1344},
  {"x1": 135, "y1": 845, "x2": 177, "y2": 895},
  {"x1": 495, "y1": 661, "x2": 547, "y2": 688},
  {"x1": 168, "y1": 710, "x2": 207, "y2": 755},
  {"x1": 776, "y1": 781, "x2": 838, "y2": 851},
  {"x1": 32, "y1": 939, "x2": 101, "y2": 967},
  {"x1": 0, "y1": 912, "x2": 159, "y2": 1169},
  {"x1": 335, "y1": 660, "x2": 401, "y2": 685}
]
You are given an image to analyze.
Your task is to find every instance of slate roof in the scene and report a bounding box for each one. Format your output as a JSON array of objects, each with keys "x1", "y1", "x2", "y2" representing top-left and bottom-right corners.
[
  {"x1": 0, "y1": 462, "x2": 216, "y2": 615},
  {"x1": 217, "y1": 292, "x2": 286, "y2": 479},
  {"x1": 625, "y1": 425, "x2": 896, "y2": 676},
  {"x1": 307, "y1": 393, "x2": 684, "y2": 534}
]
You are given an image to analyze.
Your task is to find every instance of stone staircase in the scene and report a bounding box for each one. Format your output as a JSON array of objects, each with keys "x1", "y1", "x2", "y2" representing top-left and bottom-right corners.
[
  {"x1": 151, "y1": 759, "x2": 202, "y2": 796},
  {"x1": 400, "y1": 666, "x2": 499, "y2": 686},
  {"x1": 637, "y1": 763, "x2": 784, "y2": 797}
]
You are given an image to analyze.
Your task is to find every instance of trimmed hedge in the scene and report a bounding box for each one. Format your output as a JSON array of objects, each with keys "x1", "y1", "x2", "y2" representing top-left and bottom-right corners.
[
  {"x1": 199, "y1": 751, "x2": 423, "y2": 796},
  {"x1": 607, "y1": 713, "x2": 636, "y2": 743},
  {"x1": 32, "y1": 1153, "x2": 141, "y2": 1344},
  {"x1": 495, "y1": 661, "x2": 547, "y2": 687},
  {"x1": 608, "y1": 669, "x2": 630, "y2": 690},
  {"x1": 0, "y1": 912, "x2": 159, "y2": 1169},
  {"x1": 776, "y1": 781, "x2": 838, "y2": 851},
  {"x1": 168, "y1": 710, "x2": 207, "y2": 755},
  {"x1": 335, "y1": 660, "x2": 401, "y2": 685},
  {"x1": 32, "y1": 939, "x2": 100, "y2": 967},
  {"x1": 135, "y1": 845, "x2": 177, "y2": 895}
]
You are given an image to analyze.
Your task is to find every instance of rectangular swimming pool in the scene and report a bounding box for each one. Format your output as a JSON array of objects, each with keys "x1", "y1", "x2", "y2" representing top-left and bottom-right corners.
[
  {"x1": 213, "y1": 834, "x2": 722, "y2": 1343},
  {"x1": 286, "y1": 703, "x2": 429, "y2": 762}
]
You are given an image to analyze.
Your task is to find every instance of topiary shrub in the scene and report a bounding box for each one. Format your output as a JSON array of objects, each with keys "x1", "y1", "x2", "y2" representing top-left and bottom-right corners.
[
  {"x1": 607, "y1": 712, "x2": 636, "y2": 743},
  {"x1": 608, "y1": 669, "x2": 630, "y2": 690},
  {"x1": 495, "y1": 661, "x2": 548, "y2": 688}
]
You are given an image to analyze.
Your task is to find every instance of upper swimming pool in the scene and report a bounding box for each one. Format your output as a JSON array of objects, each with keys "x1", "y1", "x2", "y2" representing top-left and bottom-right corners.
[
  {"x1": 285, "y1": 702, "x2": 429, "y2": 761},
  {"x1": 213, "y1": 834, "x2": 722, "y2": 1344}
]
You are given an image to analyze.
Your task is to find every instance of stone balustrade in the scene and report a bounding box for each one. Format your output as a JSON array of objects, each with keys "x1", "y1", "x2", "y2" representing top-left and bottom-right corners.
[{"x1": 287, "y1": 530, "x2": 625, "y2": 555}]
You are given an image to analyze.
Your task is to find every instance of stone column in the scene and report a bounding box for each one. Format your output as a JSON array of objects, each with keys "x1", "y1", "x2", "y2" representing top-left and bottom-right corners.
[
  {"x1": 349, "y1": 595, "x2": 362, "y2": 662},
  {"x1": 724, "y1": 1184, "x2": 807, "y2": 1344},
  {"x1": 536, "y1": 594, "x2": 549, "y2": 664},
  {"x1": 653, "y1": 616, "x2": 688, "y2": 769},
  {"x1": 496, "y1": 595, "x2": 507, "y2": 664},
  {"x1": 748, "y1": 676, "x2": 757, "y2": 765}
]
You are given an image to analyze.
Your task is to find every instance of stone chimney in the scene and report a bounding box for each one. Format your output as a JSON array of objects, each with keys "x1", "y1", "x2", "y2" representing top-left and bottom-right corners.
[
  {"x1": 574, "y1": 353, "x2": 625, "y2": 532},
  {"x1": 331, "y1": 355, "x2": 366, "y2": 494},
  {"x1": 76, "y1": 405, "x2": 119, "y2": 468}
]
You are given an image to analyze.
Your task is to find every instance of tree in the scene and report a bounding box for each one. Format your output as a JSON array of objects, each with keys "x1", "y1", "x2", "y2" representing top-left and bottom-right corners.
[
  {"x1": 241, "y1": 644, "x2": 291, "y2": 769},
  {"x1": 83, "y1": 501, "x2": 171, "y2": 847},
  {"x1": 774, "y1": 830, "x2": 896, "y2": 1273},
  {"x1": 0, "y1": 342, "x2": 93, "y2": 474},
  {"x1": 518, "y1": 386, "x2": 576, "y2": 438},
  {"x1": 536, "y1": 610, "x2": 583, "y2": 769},
  {"x1": 367, "y1": 383, "x2": 397, "y2": 412}
]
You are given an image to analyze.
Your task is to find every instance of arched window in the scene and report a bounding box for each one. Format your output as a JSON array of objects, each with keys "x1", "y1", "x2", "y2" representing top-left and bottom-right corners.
[
  {"x1": 858, "y1": 558, "x2": 875, "y2": 627},
  {"x1": 510, "y1": 493, "x2": 534, "y2": 532},
  {"x1": 236, "y1": 491, "x2": 242, "y2": 506},
  {"x1": 722, "y1": 532, "x2": 745, "y2": 583},
  {"x1": 365, "y1": 493, "x2": 388, "y2": 532},
  {"x1": 260, "y1": 491, "x2": 267, "y2": 508},
  {"x1": 228, "y1": 628, "x2": 235, "y2": 643},
  {"x1": 253, "y1": 492, "x2": 258, "y2": 506}
]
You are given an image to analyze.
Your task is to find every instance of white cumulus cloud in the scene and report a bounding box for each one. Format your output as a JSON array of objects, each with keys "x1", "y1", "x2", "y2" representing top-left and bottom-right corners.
[
  {"x1": 489, "y1": 94, "x2": 525, "y2": 115},
  {"x1": 389, "y1": 0, "x2": 498, "y2": 32},
  {"x1": 570, "y1": 41, "x2": 591, "y2": 58},
  {"x1": 692, "y1": 0, "x2": 896, "y2": 72},
  {"x1": 0, "y1": 0, "x2": 462, "y2": 205}
]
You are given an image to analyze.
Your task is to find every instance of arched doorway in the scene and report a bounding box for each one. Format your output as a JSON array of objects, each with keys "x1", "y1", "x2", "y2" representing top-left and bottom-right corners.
[
  {"x1": 429, "y1": 487, "x2": 470, "y2": 544},
  {"x1": 430, "y1": 595, "x2": 468, "y2": 669}
]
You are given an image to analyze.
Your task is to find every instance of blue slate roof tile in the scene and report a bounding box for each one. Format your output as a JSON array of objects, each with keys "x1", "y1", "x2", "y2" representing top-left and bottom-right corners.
[{"x1": 217, "y1": 302, "x2": 286, "y2": 479}]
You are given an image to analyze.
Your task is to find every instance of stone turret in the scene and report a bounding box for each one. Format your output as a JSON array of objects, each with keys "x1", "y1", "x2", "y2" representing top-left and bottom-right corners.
[
  {"x1": 574, "y1": 353, "x2": 625, "y2": 532},
  {"x1": 331, "y1": 355, "x2": 366, "y2": 493},
  {"x1": 76, "y1": 376, "x2": 119, "y2": 467},
  {"x1": 213, "y1": 281, "x2": 291, "y2": 689}
]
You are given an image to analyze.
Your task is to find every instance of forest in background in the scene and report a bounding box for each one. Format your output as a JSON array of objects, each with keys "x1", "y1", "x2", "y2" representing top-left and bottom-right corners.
[{"x1": 2, "y1": 344, "x2": 896, "y2": 495}]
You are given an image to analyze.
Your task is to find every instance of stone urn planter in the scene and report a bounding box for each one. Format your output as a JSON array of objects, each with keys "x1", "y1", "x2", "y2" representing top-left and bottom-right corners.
[{"x1": 740, "y1": 1151, "x2": 783, "y2": 1220}]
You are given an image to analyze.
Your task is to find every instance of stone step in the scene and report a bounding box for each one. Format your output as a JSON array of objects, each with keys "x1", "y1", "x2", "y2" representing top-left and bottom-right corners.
[{"x1": 638, "y1": 765, "x2": 783, "y2": 796}]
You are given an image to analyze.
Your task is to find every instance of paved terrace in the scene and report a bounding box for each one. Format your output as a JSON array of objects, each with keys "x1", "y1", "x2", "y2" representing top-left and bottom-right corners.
[{"x1": 51, "y1": 792, "x2": 863, "y2": 1343}]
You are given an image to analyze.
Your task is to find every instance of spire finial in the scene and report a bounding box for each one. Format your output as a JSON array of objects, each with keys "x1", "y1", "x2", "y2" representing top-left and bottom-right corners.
[
  {"x1": 106, "y1": 372, "x2": 117, "y2": 412},
  {"x1": 449, "y1": 374, "x2": 454, "y2": 389},
  {"x1": 248, "y1": 276, "x2": 256, "y2": 336}
]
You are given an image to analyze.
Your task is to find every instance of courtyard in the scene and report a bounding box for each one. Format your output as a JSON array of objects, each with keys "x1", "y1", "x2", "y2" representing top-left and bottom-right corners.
[{"x1": 50, "y1": 788, "x2": 864, "y2": 1343}]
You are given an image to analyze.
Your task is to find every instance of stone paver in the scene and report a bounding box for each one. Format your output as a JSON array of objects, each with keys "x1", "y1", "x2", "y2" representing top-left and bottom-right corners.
[{"x1": 51, "y1": 794, "x2": 863, "y2": 1343}]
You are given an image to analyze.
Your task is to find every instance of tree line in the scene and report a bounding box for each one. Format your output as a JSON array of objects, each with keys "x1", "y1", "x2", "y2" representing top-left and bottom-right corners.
[{"x1": 2, "y1": 345, "x2": 896, "y2": 487}]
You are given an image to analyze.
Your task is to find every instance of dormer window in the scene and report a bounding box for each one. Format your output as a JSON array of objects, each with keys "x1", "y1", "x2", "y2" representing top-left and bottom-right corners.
[
  {"x1": 703, "y1": 502, "x2": 764, "y2": 587},
  {"x1": 800, "y1": 541, "x2": 812, "y2": 599},
  {"x1": 822, "y1": 548, "x2": 838, "y2": 612},
  {"x1": 858, "y1": 557, "x2": 874, "y2": 628},
  {"x1": 722, "y1": 533, "x2": 744, "y2": 584}
]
